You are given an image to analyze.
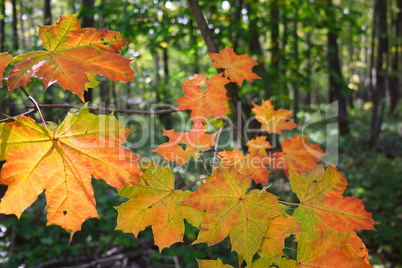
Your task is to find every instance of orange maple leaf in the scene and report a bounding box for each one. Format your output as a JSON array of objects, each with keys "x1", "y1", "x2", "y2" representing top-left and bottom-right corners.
[
  {"x1": 290, "y1": 165, "x2": 376, "y2": 234},
  {"x1": 271, "y1": 135, "x2": 325, "y2": 177},
  {"x1": 284, "y1": 230, "x2": 373, "y2": 268},
  {"x1": 196, "y1": 258, "x2": 233, "y2": 268},
  {"x1": 218, "y1": 145, "x2": 271, "y2": 184},
  {"x1": 0, "y1": 107, "x2": 141, "y2": 237},
  {"x1": 177, "y1": 76, "x2": 229, "y2": 121},
  {"x1": 184, "y1": 165, "x2": 283, "y2": 265},
  {"x1": 246, "y1": 136, "x2": 272, "y2": 155},
  {"x1": 0, "y1": 52, "x2": 13, "y2": 87},
  {"x1": 116, "y1": 161, "x2": 204, "y2": 251},
  {"x1": 208, "y1": 47, "x2": 261, "y2": 86},
  {"x1": 6, "y1": 14, "x2": 134, "y2": 102},
  {"x1": 183, "y1": 74, "x2": 207, "y2": 86},
  {"x1": 258, "y1": 214, "x2": 304, "y2": 264},
  {"x1": 252, "y1": 99, "x2": 297, "y2": 135},
  {"x1": 204, "y1": 73, "x2": 230, "y2": 94},
  {"x1": 152, "y1": 121, "x2": 216, "y2": 166}
]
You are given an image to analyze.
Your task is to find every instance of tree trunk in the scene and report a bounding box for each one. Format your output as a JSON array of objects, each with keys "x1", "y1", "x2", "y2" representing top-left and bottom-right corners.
[
  {"x1": 389, "y1": 0, "x2": 401, "y2": 115},
  {"x1": 246, "y1": 0, "x2": 268, "y2": 97},
  {"x1": 12, "y1": 0, "x2": 19, "y2": 51},
  {"x1": 270, "y1": 0, "x2": 280, "y2": 95},
  {"x1": 326, "y1": 0, "x2": 350, "y2": 136},
  {"x1": 293, "y1": 17, "x2": 299, "y2": 124},
  {"x1": 82, "y1": 0, "x2": 95, "y2": 102},
  {"x1": 0, "y1": 0, "x2": 5, "y2": 52},
  {"x1": 44, "y1": 0, "x2": 52, "y2": 25},
  {"x1": 305, "y1": 29, "x2": 311, "y2": 107},
  {"x1": 370, "y1": 0, "x2": 389, "y2": 145}
]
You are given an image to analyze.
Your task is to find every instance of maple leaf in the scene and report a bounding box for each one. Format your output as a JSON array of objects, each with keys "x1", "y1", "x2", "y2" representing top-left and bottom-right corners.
[
  {"x1": 257, "y1": 214, "x2": 304, "y2": 264},
  {"x1": 290, "y1": 164, "x2": 376, "y2": 234},
  {"x1": 177, "y1": 77, "x2": 229, "y2": 122},
  {"x1": 208, "y1": 47, "x2": 261, "y2": 86},
  {"x1": 204, "y1": 73, "x2": 231, "y2": 94},
  {"x1": 246, "y1": 136, "x2": 272, "y2": 155},
  {"x1": 183, "y1": 74, "x2": 207, "y2": 86},
  {"x1": 271, "y1": 135, "x2": 325, "y2": 177},
  {"x1": 184, "y1": 165, "x2": 283, "y2": 265},
  {"x1": 196, "y1": 258, "x2": 233, "y2": 268},
  {"x1": 218, "y1": 145, "x2": 271, "y2": 184},
  {"x1": 291, "y1": 230, "x2": 373, "y2": 268},
  {"x1": 6, "y1": 14, "x2": 134, "y2": 102},
  {"x1": 0, "y1": 107, "x2": 141, "y2": 236},
  {"x1": 252, "y1": 99, "x2": 297, "y2": 135},
  {"x1": 152, "y1": 120, "x2": 216, "y2": 166},
  {"x1": 116, "y1": 161, "x2": 204, "y2": 251},
  {"x1": 0, "y1": 52, "x2": 13, "y2": 87}
]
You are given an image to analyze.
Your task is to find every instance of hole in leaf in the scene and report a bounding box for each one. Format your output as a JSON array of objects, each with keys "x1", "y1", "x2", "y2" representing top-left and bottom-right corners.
[
  {"x1": 63, "y1": 210, "x2": 67, "y2": 215},
  {"x1": 179, "y1": 144, "x2": 186, "y2": 150},
  {"x1": 100, "y1": 37, "x2": 104, "y2": 41},
  {"x1": 102, "y1": 42, "x2": 109, "y2": 46},
  {"x1": 124, "y1": 73, "x2": 128, "y2": 77},
  {"x1": 312, "y1": 180, "x2": 317, "y2": 183}
]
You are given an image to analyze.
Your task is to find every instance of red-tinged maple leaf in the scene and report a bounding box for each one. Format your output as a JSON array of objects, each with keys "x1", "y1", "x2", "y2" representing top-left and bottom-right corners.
[
  {"x1": 218, "y1": 146, "x2": 271, "y2": 184},
  {"x1": 271, "y1": 135, "x2": 325, "y2": 177},
  {"x1": 177, "y1": 81, "x2": 229, "y2": 122},
  {"x1": 0, "y1": 107, "x2": 141, "y2": 237},
  {"x1": 208, "y1": 47, "x2": 261, "y2": 86},
  {"x1": 116, "y1": 161, "x2": 204, "y2": 251},
  {"x1": 152, "y1": 120, "x2": 216, "y2": 166},
  {"x1": 196, "y1": 258, "x2": 233, "y2": 268},
  {"x1": 246, "y1": 136, "x2": 272, "y2": 155},
  {"x1": 6, "y1": 14, "x2": 134, "y2": 102},
  {"x1": 205, "y1": 73, "x2": 230, "y2": 94},
  {"x1": 257, "y1": 214, "x2": 304, "y2": 264},
  {"x1": 183, "y1": 74, "x2": 206, "y2": 86},
  {"x1": 252, "y1": 99, "x2": 297, "y2": 135},
  {"x1": 0, "y1": 52, "x2": 13, "y2": 87},
  {"x1": 290, "y1": 165, "x2": 376, "y2": 234},
  {"x1": 293, "y1": 230, "x2": 373, "y2": 268},
  {"x1": 184, "y1": 165, "x2": 283, "y2": 265}
]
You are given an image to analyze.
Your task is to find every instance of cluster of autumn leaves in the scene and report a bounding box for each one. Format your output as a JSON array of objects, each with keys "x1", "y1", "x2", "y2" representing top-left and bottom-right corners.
[{"x1": 0, "y1": 15, "x2": 376, "y2": 267}]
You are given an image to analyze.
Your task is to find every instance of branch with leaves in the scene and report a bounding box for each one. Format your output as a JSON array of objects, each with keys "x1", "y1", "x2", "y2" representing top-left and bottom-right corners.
[{"x1": 0, "y1": 14, "x2": 376, "y2": 268}]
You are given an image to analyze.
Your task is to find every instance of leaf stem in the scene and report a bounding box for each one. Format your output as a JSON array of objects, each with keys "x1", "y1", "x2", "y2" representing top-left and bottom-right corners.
[
  {"x1": 200, "y1": 159, "x2": 211, "y2": 176},
  {"x1": 179, "y1": 178, "x2": 204, "y2": 190},
  {"x1": 277, "y1": 200, "x2": 300, "y2": 206},
  {"x1": 221, "y1": 117, "x2": 247, "y2": 147},
  {"x1": 20, "y1": 87, "x2": 47, "y2": 128},
  {"x1": 212, "y1": 122, "x2": 227, "y2": 169}
]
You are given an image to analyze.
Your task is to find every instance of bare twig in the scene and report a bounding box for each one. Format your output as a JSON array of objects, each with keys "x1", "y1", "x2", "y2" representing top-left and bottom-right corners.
[
  {"x1": 212, "y1": 122, "x2": 227, "y2": 168},
  {"x1": 25, "y1": 104, "x2": 179, "y2": 115},
  {"x1": 0, "y1": 108, "x2": 36, "y2": 123}
]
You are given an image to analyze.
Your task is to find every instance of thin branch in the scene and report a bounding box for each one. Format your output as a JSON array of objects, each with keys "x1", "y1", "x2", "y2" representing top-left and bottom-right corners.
[
  {"x1": 0, "y1": 108, "x2": 36, "y2": 123},
  {"x1": 25, "y1": 104, "x2": 179, "y2": 115},
  {"x1": 212, "y1": 122, "x2": 227, "y2": 168},
  {"x1": 20, "y1": 87, "x2": 47, "y2": 128}
]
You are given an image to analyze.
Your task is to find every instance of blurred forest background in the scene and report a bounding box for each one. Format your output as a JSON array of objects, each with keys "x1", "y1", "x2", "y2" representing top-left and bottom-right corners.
[{"x1": 0, "y1": 0, "x2": 401, "y2": 267}]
